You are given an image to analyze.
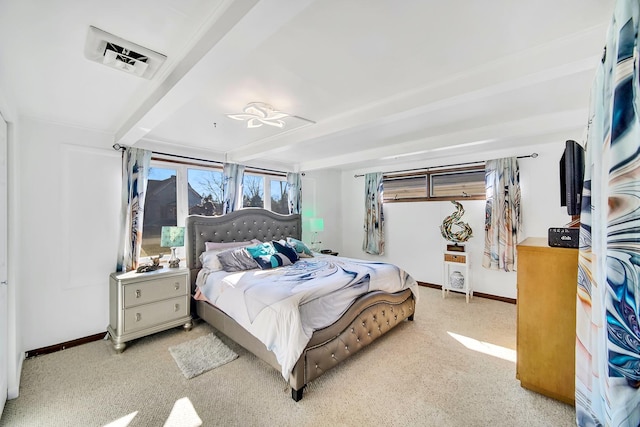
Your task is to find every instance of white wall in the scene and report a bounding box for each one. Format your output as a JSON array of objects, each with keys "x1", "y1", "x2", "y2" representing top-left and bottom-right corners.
[
  {"x1": 17, "y1": 117, "x2": 120, "y2": 351},
  {"x1": 13, "y1": 123, "x2": 346, "y2": 352},
  {"x1": 300, "y1": 170, "x2": 342, "y2": 251},
  {"x1": 2, "y1": 87, "x2": 23, "y2": 398},
  {"x1": 336, "y1": 141, "x2": 573, "y2": 299},
  {"x1": 10, "y1": 117, "x2": 575, "y2": 353},
  {"x1": 10, "y1": 119, "x2": 347, "y2": 353},
  {"x1": 6, "y1": 118, "x2": 22, "y2": 398}
]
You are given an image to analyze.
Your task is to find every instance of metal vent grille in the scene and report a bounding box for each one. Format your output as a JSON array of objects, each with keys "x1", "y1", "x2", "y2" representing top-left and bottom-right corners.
[
  {"x1": 103, "y1": 42, "x2": 149, "y2": 76},
  {"x1": 84, "y1": 26, "x2": 166, "y2": 79}
]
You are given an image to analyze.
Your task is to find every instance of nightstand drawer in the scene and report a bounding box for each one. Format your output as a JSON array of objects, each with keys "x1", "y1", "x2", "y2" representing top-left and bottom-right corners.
[
  {"x1": 123, "y1": 275, "x2": 188, "y2": 308},
  {"x1": 444, "y1": 254, "x2": 466, "y2": 263},
  {"x1": 123, "y1": 295, "x2": 189, "y2": 333}
]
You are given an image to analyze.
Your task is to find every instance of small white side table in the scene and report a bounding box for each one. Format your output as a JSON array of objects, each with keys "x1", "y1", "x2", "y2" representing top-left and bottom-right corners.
[{"x1": 442, "y1": 250, "x2": 472, "y2": 303}]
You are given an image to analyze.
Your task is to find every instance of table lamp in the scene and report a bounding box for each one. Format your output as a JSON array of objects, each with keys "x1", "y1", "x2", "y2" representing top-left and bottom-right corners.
[{"x1": 160, "y1": 226, "x2": 185, "y2": 268}]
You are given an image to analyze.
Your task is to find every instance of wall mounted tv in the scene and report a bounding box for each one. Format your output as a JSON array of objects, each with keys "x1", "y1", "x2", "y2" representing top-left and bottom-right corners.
[{"x1": 560, "y1": 139, "x2": 585, "y2": 216}]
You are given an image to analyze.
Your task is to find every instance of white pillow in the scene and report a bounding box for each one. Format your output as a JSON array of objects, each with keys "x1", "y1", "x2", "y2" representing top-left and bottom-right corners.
[
  {"x1": 204, "y1": 239, "x2": 261, "y2": 252},
  {"x1": 199, "y1": 250, "x2": 224, "y2": 271}
]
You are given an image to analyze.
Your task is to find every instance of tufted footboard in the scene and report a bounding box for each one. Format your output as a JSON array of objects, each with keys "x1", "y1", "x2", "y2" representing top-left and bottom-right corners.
[
  {"x1": 196, "y1": 288, "x2": 415, "y2": 401},
  {"x1": 289, "y1": 289, "x2": 415, "y2": 401}
]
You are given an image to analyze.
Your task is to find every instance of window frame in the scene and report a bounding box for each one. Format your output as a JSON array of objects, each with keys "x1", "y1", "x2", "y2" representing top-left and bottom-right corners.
[
  {"x1": 268, "y1": 176, "x2": 290, "y2": 215},
  {"x1": 139, "y1": 157, "x2": 289, "y2": 264},
  {"x1": 383, "y1": 164, "x2": 486, "y2": 203}
]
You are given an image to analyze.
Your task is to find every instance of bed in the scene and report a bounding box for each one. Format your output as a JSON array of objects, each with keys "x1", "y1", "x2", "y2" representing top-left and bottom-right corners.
[{"x1": 185, "y1": 208, "x2": 417, "y2": 401}]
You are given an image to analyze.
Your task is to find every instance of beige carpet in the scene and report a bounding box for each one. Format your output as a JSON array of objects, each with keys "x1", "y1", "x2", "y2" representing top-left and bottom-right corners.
[{"x1": 0, "y1": 287, "x2": 575, "y2": 426}]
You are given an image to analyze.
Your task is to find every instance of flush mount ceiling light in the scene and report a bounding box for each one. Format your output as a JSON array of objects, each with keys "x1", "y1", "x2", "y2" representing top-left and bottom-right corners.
[
  {"x1": 84, "y1": 26, "x2": 167, "y2": 79},
  {"x1": 226, "y1": 102, "x2": 290, "y2": 128}
]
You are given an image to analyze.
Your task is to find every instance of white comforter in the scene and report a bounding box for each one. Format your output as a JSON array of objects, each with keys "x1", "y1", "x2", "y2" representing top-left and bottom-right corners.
[{"x1": 195, "y1": 254, "x2": 419, "y2": 380}]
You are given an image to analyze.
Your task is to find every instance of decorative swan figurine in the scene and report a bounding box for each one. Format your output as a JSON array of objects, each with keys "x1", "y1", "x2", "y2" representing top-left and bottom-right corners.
[{"x1": 440, "y1": 201, "x2": 473, "y2": 243}]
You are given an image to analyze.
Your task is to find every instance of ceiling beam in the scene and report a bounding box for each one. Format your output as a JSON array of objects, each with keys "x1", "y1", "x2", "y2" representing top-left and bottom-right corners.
[
  {"x1": 298, "y1": 109, "x2": 588, "y2": 171},
  {"x1": 114, "y1": 0, "x2": 317, "y2": 146},
  {"x1": 225, "y1": 24, "x2": 605, "y2": 164}
]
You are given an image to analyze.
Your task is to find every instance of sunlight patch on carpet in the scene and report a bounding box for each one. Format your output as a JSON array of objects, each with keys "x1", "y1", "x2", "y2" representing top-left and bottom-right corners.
[
  {"x1": 163, "y1": 397, "x2": 202, "y2": 427},
  {"x1": 103, "y1": 411, "x2": 138, "y2": 427},
  {"x1": 447, "y1": 331, "x2": 516, "y2": 362},
  {"x1": 169, "y1": 333, "x2": 238, "y2": 379}
]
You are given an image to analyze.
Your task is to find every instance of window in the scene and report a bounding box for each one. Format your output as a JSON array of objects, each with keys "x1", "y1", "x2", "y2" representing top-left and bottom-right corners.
[
  {"x1": 187, "y1": 168, "x2": 223, "y2": 216},
  {"x1": 141, "y1": 166, "x2": 177, "y2": 257},
  {"x1": 430, "y1": 169, "x2": 485, "y2": 198},
  {"x1": 270, "y1": 178, "x2": 290, "y2": 214},
  {"x1": 383, "y1": 165, "x2": 485, "y2": 202},
  {"x1": 243, "y1": 174, "x2": 264, "y2": 208},
  {"x1": 139, "y1": 158, "x2": 289, "y2": 262},
  {"x1": 239, "y1": 174, "x2": 290, "y2": 212},
  {"x1": 384, "y1": 176, "x2": 427, "y2": 200}
]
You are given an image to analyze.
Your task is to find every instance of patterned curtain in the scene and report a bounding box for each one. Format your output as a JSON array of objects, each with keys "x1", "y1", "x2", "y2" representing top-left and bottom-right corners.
[
  {"x1": 362, "y1": 172, "x2": 384, "y2": 255},
  {"x1": 116, "y1": 147, "x2": 152, "y2": 272},
  {"x1": 482, "y1": 157, "x2": 521, "y2": 272},
  {"x1": 576, "y1": 1, "x2": 640, "y2": 425},
  {"x1": 222, "y1": 162, "x2": 245, "y2": 214},
  {"x1": 287, "y1": 172, "x2": 302, "y2": 214}
]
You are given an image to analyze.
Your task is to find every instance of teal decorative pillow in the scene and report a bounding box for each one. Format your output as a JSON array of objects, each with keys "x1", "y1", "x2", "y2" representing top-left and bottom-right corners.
[
  {"x1": 245, "y1": 242, "x2": 276, "y2": 258},
  {"x1": 253, "y1": 241, "x2": 299, "y2": 270},
  {"x1": 286, "y1": 237, "x2": 314, "y2": 258}
]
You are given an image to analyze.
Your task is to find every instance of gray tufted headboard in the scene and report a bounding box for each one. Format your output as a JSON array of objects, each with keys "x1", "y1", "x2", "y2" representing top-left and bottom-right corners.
[{"x1": 185, "y1": 208, "x2": 302, "y2": 289}]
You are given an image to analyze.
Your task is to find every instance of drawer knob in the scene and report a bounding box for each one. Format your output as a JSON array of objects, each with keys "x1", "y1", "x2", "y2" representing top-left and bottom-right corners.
[
  {"x1": 135, "y1": 289, "x2": 141, "y2": 298},
  {"x1": 135, "y1": 313, "x2": 141, "y2": 322},
  {"x1": 174, "y1": 283, "x2": 180, "y2": 290},
  {"x1": 174, "y1": 304, "x2": 180, "y2": 312}
]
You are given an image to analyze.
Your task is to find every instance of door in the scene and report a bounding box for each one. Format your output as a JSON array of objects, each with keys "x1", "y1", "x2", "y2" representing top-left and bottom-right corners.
[{"x1": 0, "y1": 113, "x2": 7, "y2": 414}]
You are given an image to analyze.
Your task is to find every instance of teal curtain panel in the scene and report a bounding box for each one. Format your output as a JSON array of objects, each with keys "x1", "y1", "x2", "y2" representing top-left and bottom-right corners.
[
  {"x1": 362, "y1": 172, "x2": 384, "y2": 255},
  {"x1": 116, "y1": 147, "x2": 152, "y2": 272},
  {"x1": 287, "y1": 172, "x2": 302, "y2": 214},
  {"x1": 222, "y1": 162, "x2": 245, "y2": 214}
]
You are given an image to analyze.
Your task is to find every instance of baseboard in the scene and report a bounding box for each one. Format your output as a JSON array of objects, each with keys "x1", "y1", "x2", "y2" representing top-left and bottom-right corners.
[
  {"x1": 417, "y1": 281, "x2": 516, "y2": 304},
  {"x1": 24, "y1": 284, "x2": 514, "y2": 358},
  {"x1": 25, "y1": 332, "x2": 107, "y2": 359}
]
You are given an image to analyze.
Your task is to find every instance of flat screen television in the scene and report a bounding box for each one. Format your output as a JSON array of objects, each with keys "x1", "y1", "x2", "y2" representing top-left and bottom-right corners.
[{"x1": 560, "y1": 139, "x2": 585, "y2": 216}]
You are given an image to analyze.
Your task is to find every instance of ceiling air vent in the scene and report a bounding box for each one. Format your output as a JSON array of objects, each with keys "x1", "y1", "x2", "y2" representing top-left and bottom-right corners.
[{"x1": 84, "y1": 26, "x2": 166, "y2": 79}]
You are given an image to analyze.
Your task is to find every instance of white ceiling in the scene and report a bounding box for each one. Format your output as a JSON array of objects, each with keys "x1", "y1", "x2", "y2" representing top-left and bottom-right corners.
[{"x1": 0, "y1": 0, "x2": 615, "y2": 173}]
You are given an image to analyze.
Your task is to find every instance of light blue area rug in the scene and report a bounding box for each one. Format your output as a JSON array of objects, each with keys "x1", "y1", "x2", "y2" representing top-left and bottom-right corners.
[{"x1": 169, "y1": 333, "x2": 238, "y2": 379}]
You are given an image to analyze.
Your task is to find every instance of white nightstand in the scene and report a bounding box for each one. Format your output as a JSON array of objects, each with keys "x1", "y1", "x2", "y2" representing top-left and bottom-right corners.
[
  {"x1": 442, "y1": 250, "x2": 472, "y2": 303},
  {"x1": 108, "y1": 267, "x2": 192, "y2": 352}
]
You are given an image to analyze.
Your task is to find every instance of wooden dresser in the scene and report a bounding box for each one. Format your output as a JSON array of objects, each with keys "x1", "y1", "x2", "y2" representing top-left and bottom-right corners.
[{"x1": 516, "y1": 237, "x2": 578, "y2": 405}]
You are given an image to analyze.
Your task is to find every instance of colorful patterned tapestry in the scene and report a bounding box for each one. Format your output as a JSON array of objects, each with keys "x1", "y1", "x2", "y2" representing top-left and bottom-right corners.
[
  {"x1": 116, "y1": 147, "x2": 151, "y2": 272},
  {"x1": 362, "y1": 172, "x2": 384, "y2": 255},
  {"x1": 576, "y1": 1, "x2": 640, "y2": 425},
  {"x1": 482, "y1": 157, "x2": 521, "y2": 272}
]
